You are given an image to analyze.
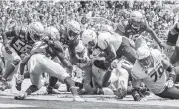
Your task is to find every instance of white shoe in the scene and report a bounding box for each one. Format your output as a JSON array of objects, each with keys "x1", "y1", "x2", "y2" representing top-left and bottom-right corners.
[
  {"x1": 0, "y1": 81, "x2": 12, "y2": 91},
  {"x1": 73, "y1": 95, "x2": 85, "y2": 102},
  {"x1": 16, "y1": 73, "x2": 24, "y2": 84},
  {"x1": 14, "y1": 92, "x2": 27, "y2": 100}
]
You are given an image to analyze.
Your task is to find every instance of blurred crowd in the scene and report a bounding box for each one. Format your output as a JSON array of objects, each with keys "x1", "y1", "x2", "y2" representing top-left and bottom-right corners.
[{"x1": 0, "y1": 0, "x2": 178, "y2": 41}]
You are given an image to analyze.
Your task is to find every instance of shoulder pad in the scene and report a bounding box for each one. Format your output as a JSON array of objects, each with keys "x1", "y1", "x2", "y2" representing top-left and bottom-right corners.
[
  {"x1": 122, "y1": 19, "x2": 129, "y2": 27},
  {"x1": 52, "y1": 40, "x2": 64, "y2": 52},
  {"x1": 15, "y1": 25, "x2": 28, "y2": 36},
  {"x1": 151, "y1": 49, "x2": 162, "y2": 60},
  {"x1": 117, "y1": 19, "x2": 128, "y2": 33}
]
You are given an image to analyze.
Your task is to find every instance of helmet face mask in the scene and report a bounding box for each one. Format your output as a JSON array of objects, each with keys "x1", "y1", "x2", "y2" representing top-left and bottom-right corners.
[
  {"x1": 138, "y1": 54, "x2": 154, "y2": 68},
  {"x1": 87, "y1": 39, "x2": 96, "y2": 50},
  {"x1": 67, "y1": 20, "x2": 81, "y2": 41},
  {"x1": 131, "y1": 18, "x2": 142, "y2": 29},
  {"x1": 137, "y1": 47, "x2": 154, "y2": 68},
  {"x1": 130, "y1": 11, "x2": 143, "y2": 29},
  {"x1": 29, "y1": 29, "x2": 43, "y2": 42},
  {"x1": 68, "y1": 30, "x2": 79, "y2": 40}
]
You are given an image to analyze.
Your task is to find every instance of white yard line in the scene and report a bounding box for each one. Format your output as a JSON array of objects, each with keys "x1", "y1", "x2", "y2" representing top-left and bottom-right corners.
[{"x1": 0, "y1": 104, "x2": 37, "y2": 108}]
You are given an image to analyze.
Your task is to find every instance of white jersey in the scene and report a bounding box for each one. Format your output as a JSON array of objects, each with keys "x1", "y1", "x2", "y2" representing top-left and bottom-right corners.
[
  {"x1": 97, "y1": 31, "x2": 122, "y2": 51},
  {"x1": 131, "y1": 49, "x2": 167, "y2": 94}
]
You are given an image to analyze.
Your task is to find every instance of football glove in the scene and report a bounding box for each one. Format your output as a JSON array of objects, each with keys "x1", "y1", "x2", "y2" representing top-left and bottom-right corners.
[
  {"x1": 132, "y1": 88, "x2": 144, "y2": 101},
  {"x1": 93, "y1": 60, "x2": 110, "y2": 70},
  {"x1": 115, "y1": 83, "x2": 127, "y2": 99},
  {"x1": 4, "y1": 43, "x2": 12, "y2": 54}
]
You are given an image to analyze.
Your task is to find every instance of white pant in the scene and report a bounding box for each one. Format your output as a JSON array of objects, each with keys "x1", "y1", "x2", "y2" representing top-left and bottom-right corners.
[
  {"x1": 1, "y1": 46, "x2": 21, "y2": 80},
  {"x1": 28, "y1": 54, "x2": 69, "y2": 88},
  {"x1": 92, "y1": 59, "x2": 129, "y2": 91}
]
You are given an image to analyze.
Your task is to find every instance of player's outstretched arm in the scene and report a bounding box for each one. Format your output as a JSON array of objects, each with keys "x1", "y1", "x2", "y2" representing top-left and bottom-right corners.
[
  {"x1": 145, "y1": 22, "x2": 164, "y2": 48},
  {"x1": 161, "y1": 57, "x2": 176, "y2": 88}
]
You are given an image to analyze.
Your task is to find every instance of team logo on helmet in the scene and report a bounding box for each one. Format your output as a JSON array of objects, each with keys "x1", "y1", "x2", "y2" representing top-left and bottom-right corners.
[
  {"x1": 66, "y1": 20, "x2": 81, "y2": 40},
  {"x1": 28, "y1": 22, "x2": 44, "y2": 42},
  {"x1": 81, "y1": 29, "x2": 97, "y2": 49}
]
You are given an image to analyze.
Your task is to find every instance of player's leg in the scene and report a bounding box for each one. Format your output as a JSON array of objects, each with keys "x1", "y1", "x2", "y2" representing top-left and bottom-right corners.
[
  {"x1": 14, "y1": 72, "x2": 42, "y2": 100},
  {"x1": 46, "y1": 76, "x2": 61, "y2": 94},
  {"x1": 170, "y1": 46, "x2": 179, "y2": 65},
  {"x1": 113, "y1": 67, "x2": 129, "y2": 99},
  {"x1": 39, "y1": 54, "x2": 84, "y2": 101},
  {"x1": 78, "y1": 65, "x2": 93, "y2": 94},
  {"x1": 170, "y1": 36, "x2": 179, "y2": 65},
  {"x1": 14, "y1": 55, "x2": 44, "y2": 100},
  {"x1": 1, "y1": 47, "x2": 21, "y2": 81},
  {"x1": 156, "y1": 86, "x2": 179, "y2": 99}
]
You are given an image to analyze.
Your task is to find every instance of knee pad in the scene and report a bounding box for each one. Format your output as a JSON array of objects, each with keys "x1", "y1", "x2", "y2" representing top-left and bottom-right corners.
[{"x1": 102, "y1": 87, "x2": 114, "y2": 95}]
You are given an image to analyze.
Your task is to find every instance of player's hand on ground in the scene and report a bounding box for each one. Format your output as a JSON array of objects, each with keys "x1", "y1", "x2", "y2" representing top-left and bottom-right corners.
[
  {"x1": 73, "y1": 95, "x2": 85, "y2": 102},
  {"x1": 78, "y1": 84, "x2": 92, "y2": 95},
  {"x1": 165, "y1": 80, "x2": 174, "y2": 88},
  {"x1": 14, "y1": 92, "x2": 27, "y2": 100}
]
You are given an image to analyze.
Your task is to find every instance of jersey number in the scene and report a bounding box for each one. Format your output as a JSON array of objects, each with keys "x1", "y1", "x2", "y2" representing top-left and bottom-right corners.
[
  {"x1": 150, "y1": 65, "x2": 164, "y2": 82},
  {"x1": 13, "y1": 39, "x2": 32, "y2": 52},
  {"x1": 129, "y1": 34, "x2": 140, "y2": 41}
]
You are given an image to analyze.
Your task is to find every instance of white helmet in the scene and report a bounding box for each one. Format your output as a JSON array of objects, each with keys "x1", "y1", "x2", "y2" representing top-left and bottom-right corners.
[
  {"x1": 66, "y1": 20, "x2": 81, "y2": 40},
  {"x1": 29, "y1": 22, "x2": 44, "y2": 42},
  {"x1": 81, "y1": 29, "x2": 97, "y2": 47},
  {"x1": 136, "y1": 47, "x2": 153, "y2": 68},
  {"x1": 44, "y1": 26, "x2": 60, "y2": 40},
  {"x1": 130, "y1": 11, "x2": 143, "y2": 29}
]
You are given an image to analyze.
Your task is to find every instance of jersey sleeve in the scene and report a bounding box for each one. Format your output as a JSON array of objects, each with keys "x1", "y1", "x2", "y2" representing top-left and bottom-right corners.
[{"x1": 5, "y1": 29, "x2": 16, "y2": 38}]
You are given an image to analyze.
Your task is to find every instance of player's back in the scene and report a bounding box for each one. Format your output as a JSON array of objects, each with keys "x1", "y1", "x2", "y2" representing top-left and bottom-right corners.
[
  {"x1": 8, "y1": 25, "x2": 34, "y2": 55},
  {"x1": 97, "y1": 31, "x2": 122, "y2": 51},
  {"x1": 132, "y1": 49, "x2": 167, "y2": 94}
]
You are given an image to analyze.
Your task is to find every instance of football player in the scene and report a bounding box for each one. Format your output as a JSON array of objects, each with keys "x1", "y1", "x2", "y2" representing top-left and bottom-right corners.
[
  {"x1": 14, "y1": 28, "x2": 84, "y2": 101},
  {"x1": 0, "y1": 22, "x2": 44, "y2": 90},
  {"x1": 46, "y1": 20, "x2": 92, "y2": 93},
  {"x1": 80, "y1": 29, "x2": 131, "y2": 98},
  {"x1": 131, "y1": 40, "x2": 179, "y2": 101},
  {"x1": 88, "y1": 11, "x2": 165, "y2": 65},
  {"x1": 166, "y1": 22, "x2": 179, "y2": 65},
  {"x1": 89, "y1": 11, "x2": 164, "y2": 47},
  {"x1": 91, "y1": 58, "x2": 131, "y2": 99}
]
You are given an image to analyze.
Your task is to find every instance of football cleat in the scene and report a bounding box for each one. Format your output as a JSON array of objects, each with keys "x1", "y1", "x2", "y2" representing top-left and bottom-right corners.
[
  {"x1": 47, "y1": 88, "x2": 61, "y2": 94},
  {"x1": 15, "y1": 74, "x2": 24, "y2": 91},
  {"x1": 73, "y1": 95, "x2": 85, "y2": 102},
  {"x1": 14, "y1": 92, "x2": 27, "y2": 100}
]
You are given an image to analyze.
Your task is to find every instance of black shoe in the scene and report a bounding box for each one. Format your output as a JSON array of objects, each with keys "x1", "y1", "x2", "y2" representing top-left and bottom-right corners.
[
  {"x1": 47, "y1": 88, "x2": 61, "y2": 94},
  {"x1": 16, "y1": 82, "x2": 22, "y2": 91}
]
